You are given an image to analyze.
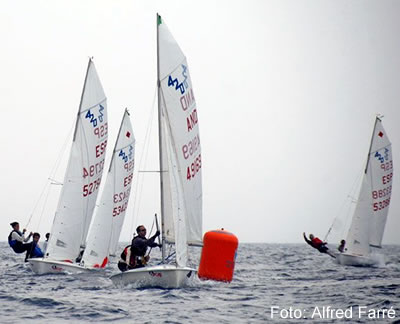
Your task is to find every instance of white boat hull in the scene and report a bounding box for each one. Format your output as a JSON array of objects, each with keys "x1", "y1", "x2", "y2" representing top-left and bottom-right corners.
[
  {"x1": 336, "y1": 252, "x2": 378, "y2": 267},
  {"x1": 109, "y1": 264, "x2": 196, "y2": 288},
  {"x1": 28, "y1": 258, "x2": 92, "y2": 275}
]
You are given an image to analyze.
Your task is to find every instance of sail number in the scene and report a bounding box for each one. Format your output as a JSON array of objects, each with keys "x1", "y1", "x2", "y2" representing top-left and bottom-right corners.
[
  {"x1": 113, "y1": 201, "x2": 129, "y2": 217},
  {"x1": 83, "y1": 178, "x2": 101, "y2": 197},
  {"x1": 382, "y1": 173, "x2": 393, "y2": 185},
  {"x1": 182, "y1": 134, "x2": 200, "y2": 160},
  {"x1": 124, "y1": 160, "x2": 135, "y2": 172},
  {"x1": 381, "y1": 161, "x2": 393, "y2": 172},
  {"x1": 124, "y1": 173, "x2": 133, "y2": 187},
  {"x1": 114, "y1": 188, "x2": 131, "y2": 203},
  {"x1": 373, "y1": 198, "x2": 391, "y2": 212},
  {"x1": 94, "y1": 122, "x2": 108, "y2": 139},
  {"x1": 187, "y1": 154, "x2": 201, "y2": 181},
  {"x1": 96, "y1": 140, "x2": 107, "y2": 158},
  {"x1": 83, "y1": 160, "x2": 105, "y2": 178},
  {"x1": 372, "y1": 185, "x2": 392, "y2": 200}
]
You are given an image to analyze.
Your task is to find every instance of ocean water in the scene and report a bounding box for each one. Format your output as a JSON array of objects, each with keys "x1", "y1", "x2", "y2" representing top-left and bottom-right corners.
[{"x1": 0, "y1": 242, "x2": 399, "y2": 323}]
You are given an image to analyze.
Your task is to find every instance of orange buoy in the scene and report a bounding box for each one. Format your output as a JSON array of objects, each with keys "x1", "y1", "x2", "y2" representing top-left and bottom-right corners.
[{"x1": 198, "y1": 229, "x2": 239, "y2": 282}]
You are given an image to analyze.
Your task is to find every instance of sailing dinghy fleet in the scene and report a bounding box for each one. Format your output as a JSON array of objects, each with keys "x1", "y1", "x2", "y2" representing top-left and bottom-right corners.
[
  {"x1": 28, "y1": 60, "x2": 136, "y2": 274},
  {"x1": 28, "y1": 14, "x2": 207, "y2": 286},
  {"x1": 22, "y1": 13, "x2": 395, "y2": 287}
]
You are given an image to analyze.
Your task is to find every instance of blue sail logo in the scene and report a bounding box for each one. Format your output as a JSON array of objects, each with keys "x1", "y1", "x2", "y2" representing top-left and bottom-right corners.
[{"x1": 168, "y1": 65, "x2": 188, "y2": 94}]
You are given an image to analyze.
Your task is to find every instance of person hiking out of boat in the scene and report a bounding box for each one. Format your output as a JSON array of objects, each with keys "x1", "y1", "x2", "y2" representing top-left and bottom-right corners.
[
  {"x1": 42, "y1": 232, "x2": 50, "y2": 255},
  {"x1": 25, "y1": 232, "x2": 44, "y2": 262},
  {"x1": 130, "y1": 225, "x2": 161, "y2": 269},
  {"x1": 338, "y1": 239, "x2": 346, "y2": 253},
  {"x1": 8, "y1": 222, "x2": 34, "y2": 254},
  {"x1": 303, "y1": 232, "x2": 335, "y2": 258}
]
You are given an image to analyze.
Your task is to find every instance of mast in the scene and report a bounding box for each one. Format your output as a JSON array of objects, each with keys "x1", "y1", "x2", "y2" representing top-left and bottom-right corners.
[
  {"x1": 157, "y1": 13, "x2": 166, "y2": 262},
  {"x1": 364, "y1": 116, "x2": 380, "y2": 174},
  {"x1": 108, "y1": 108, "x2": 129, "y2": 173},
  {"x1": 73, "y1": 57, "x2": 92, "y2": 142},
  {"x1": 76, "y1": 57, "x2": 92, "y2": 249}
]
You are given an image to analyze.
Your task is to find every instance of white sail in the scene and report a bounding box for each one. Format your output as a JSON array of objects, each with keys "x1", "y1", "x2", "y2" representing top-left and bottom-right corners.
[
  {"x1": 46, "y1": 59, "x2": 108, "y2": 262},
  {"x1": 161, "y1": 116, "x2": 188, "y2": 266},
  {"x1": 367, "y1": 119, "x2": 392, "y2": 247},
  {"x1": 345, "y1": 174, "x2": 372, "y2": 255},
  {"x1": 158, "y1": 16, "x2": 203, "y2": 249},
  {"x1": 81, "y1": 109, "x2": 135, "y2": 267},
  {"x1": 109, "y1": 15, "x2": 200, "y2": 287},
  {"x1": 345, "y1": 117, "x2": 393, "y2": 256}
]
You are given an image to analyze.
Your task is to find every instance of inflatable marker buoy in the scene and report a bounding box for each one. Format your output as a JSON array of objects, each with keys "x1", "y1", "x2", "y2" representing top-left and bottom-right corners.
[{"x1": 198, "y1": 229, "x2": 238, "y2": 282}]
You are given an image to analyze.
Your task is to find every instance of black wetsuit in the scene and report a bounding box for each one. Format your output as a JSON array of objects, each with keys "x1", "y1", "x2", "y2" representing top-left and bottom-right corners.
[{"x1": 129, "y1": 233, "x2": 160, "y2": 269}]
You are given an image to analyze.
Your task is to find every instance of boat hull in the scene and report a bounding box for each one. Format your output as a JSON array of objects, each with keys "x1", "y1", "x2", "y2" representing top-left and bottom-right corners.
[
  {"x1": 109, "y1": 264, "x2": 196, "y2": 288},
  {"x1": 28, "y1": 258, "x2": 92, "y2": 274},
  {"x1": 336, "y1": 253, "x2": 378, "y2": 267}
]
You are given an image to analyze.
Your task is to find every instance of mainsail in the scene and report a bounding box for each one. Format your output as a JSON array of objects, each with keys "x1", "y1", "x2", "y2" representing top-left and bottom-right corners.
[
  {"x1": 82, "y1": 109, "x2": 135, "y2": 267},
  {"x1": 46, "y1": 59, "x2": 108, "y2": 262},
  {"x1": 345, "y1": 117, "x2": 393, "y2": 255},
  {"x1": 157, "y1": 15, "x2": 203, "y2": 262}
]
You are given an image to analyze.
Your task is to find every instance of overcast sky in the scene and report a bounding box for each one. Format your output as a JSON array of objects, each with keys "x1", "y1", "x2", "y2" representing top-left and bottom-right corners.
[{"x1": 1, "y1": 0, "x2": 400, "y2": 245}]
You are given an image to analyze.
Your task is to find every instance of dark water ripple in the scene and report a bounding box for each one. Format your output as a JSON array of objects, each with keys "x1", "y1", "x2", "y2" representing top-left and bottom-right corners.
[{"x1": 0, "y1": 242, "x2": 399, "y2": 323}]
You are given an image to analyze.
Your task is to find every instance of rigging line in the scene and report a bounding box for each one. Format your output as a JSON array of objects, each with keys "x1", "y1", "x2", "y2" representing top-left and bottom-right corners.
[
  {"x1": 129, "y1": 85, "x2": 157, "y2": 236},
  {"x1": 25, "y1": 119, "x2": 75, "y2": 229},
  {"x1": 36, "y1": 184, "x2": 52, "y2": 232},
  {"x1": 324, "y1": 163, "x2": 364, "y2": 242},
  {"x1": 145, "y1": 218, "x2": 157, "y2": 258},
  {"x1": 104, "y1": 162, "x2": 116, "y2": 258},
  {"x1": 25, "y1": 182, "x2": 50, "y2": 229},
  {"x1": 341, "y1": 165, "x2": 364, "y2": 239},
  {"x1": 49, "y1": 119, "x2": 75, "y2": 180}
]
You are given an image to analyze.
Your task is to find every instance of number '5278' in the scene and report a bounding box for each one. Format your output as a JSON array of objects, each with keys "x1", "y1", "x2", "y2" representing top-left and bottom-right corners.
[{"x1": 83, "y1": 178, "x2": 101, "y2": 197}]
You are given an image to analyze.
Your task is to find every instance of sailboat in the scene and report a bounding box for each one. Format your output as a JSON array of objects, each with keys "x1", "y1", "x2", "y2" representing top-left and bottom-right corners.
[
  {"x1": 29, "y1": 58, "x2": 109, "y2": 274},
  {"x1": 336, "y1": 116, "x2": 393, "y2": 266},
  {"x1": 110, "y1": 14, "x2": 203, "y2": 288},
  {"x1": 80, "y1": 109, "x2": 135, "y2": 268}
]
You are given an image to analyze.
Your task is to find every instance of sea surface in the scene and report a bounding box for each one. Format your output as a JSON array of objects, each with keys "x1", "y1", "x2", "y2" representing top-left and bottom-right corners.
[{"x1": 0, "y1": 242, "x2": 399, "y2": 323}]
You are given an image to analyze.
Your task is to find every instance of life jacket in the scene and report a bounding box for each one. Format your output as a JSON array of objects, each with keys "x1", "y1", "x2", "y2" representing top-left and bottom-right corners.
[
  {"x1": 120, "y1": 245, "x2": 131, "y2": 261},
  {"x1": 311, "y1": 237, "x2": 324, "y2": 248},
  {"x1": 8, "y1": 230, "x2": 23, "y2": 252}
]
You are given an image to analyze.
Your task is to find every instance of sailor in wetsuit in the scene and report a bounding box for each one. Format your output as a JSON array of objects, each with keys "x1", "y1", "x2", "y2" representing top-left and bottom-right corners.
[
  {"x1": 118, "y1": 225, "x2": 161, "y2": 272},
  {"x1": 303, "y1": 232, "x2": 335, "y2": 258},
  {"x1": 8, "y1": 222, "x2": 33, "y2": 254}
]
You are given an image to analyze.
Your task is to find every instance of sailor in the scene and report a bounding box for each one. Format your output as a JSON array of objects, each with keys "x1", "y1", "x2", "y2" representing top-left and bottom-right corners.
[
  {"x1": 8, "y1": 222, "x2": 33, "y2": 254},
  {"x1": 303, "y1": 232, "x2": 335, "y2": 258},
  {"x1": 338, "y1": 239, "x2": 346, "y2": 253},
  {"x1": 42, "y1": 233, "x2": 50, "y2": 255},
  {"x1": 25, "y1": 232, "x2": 44, "y2": 262},
  {"x1": 117, "y1": 226, "x2": 162, "y2": 272}
]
